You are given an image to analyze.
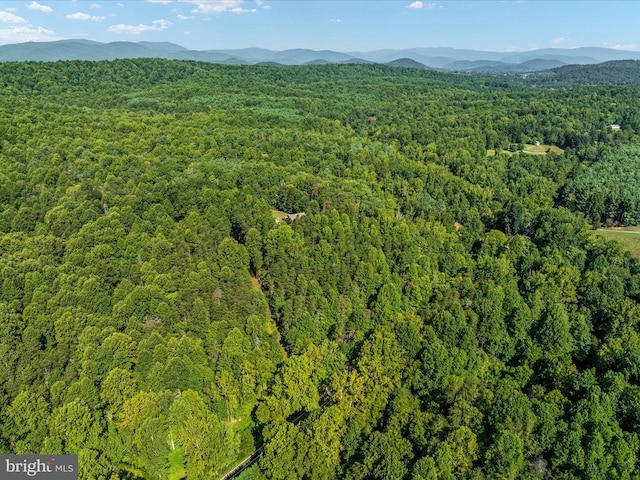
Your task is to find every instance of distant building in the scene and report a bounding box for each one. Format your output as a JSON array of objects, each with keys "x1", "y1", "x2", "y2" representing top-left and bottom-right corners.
[
  {"x1": 609, "y1": 124, "x2": 621, "y2": 130},
  {"x1": 284, "y1": 212, "x2": 306, "y2": 223}
]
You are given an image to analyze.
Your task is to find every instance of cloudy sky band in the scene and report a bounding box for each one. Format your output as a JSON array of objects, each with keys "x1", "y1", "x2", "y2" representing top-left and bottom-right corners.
[{"x1": 0, "y1": 0, "x2": 636, "y2": 52}]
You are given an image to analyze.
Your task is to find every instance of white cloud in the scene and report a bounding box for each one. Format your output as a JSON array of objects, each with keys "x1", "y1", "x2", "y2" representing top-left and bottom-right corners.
[
  {"x1": 66, "y1": 12, "x2": 106, "y2": 21},
  {"x1": 182, "y1": 0, "x2": 257, "y2": 14},
  {"x1": 27, "y1": 2, "x2": 53, "y2": 13},
  {"x1": 117, "y1": 3, "x2": 124, "y2": 6},
  {"x1": 0, "y1": 11, "x2": 27, "y2": 23},
  {"x1": 608, "y1": 43, "x2": 637, "y2": 50},
  {"x1": 91, "y1": 3, "x2": 102, "y2": 8},
  {"x1": 330, "y1": 18, "x2": 342, "y2": 23},
  {"x1": 407, "y1": 1, "x2": 440, "y2": 9},
  {"x1": 147, "y1": 0, "x2": 173, "y2": 3},
  {"x1": 0, "y1": 25, "x2": 57, "y2": 41},
  {"x1": 109, "y1": 18, "x2": 172, "y2": 34},
  {"x1": 108, "y1": 24, "x2": 153, "y2": 33},
  {"x1": 177, "y1": 14, "x2": 194, "y2": 19},
  {"x1": 153, "y1": 19, "x2": 172, "y2": 28}
]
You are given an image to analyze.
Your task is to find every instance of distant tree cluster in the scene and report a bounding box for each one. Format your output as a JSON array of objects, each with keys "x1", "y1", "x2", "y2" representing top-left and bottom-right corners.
[
  {"x1": 521, "y1": 60, "x2": 640, "y2": 88},
  {"x1": 566, "y1": 145, "x2": 640, "y2": 226}
]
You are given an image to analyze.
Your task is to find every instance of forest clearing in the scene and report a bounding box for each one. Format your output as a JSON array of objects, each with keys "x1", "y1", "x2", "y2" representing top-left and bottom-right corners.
[
  {"x1": 487, "y1": 143, "x2": 565, "y2": 156},
  {"x1": 595, "y1": 226, "x2": 640, "y2": 258}
]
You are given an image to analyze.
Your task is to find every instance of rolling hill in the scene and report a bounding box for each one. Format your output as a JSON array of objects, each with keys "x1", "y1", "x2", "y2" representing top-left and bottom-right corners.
[
  {"x1": 0, "y1": 40, "x2": 640, "y2": 73},
  {"x1": 522, "y1": 59, "x2": 640, "y2": 86}
]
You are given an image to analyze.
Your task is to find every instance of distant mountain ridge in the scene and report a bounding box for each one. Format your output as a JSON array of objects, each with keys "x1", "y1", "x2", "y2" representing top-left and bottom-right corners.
[{"x1": 1, "y1": 40, "x2": 640, "y2": 72}]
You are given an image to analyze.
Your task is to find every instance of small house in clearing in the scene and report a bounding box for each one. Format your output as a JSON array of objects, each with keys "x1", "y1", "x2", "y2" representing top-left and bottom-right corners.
[
  {"x1": 284, "y1": 212, "x2": 306, "y2": 223},
  {"x1": 609, "y1": 124, "x2": 622, "y2": 130}
]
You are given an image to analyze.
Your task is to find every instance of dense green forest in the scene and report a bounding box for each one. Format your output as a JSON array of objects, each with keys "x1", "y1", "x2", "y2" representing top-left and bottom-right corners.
[
  {"x1": 565, "y1": 145, "x2": 640, "y2": 226},
  {"x1": 1, "y1": 59, "x2": 640, "y2": 479},
  {"x1": 520, "y1": 60, "x2": 640, "y2": 87}
]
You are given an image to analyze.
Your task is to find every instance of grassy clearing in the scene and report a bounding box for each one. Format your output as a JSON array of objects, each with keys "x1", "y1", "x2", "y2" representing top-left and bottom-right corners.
[
  {"x1": 487, "y1": 144, "x2": 564, "y2": 157},
  {"x1": 595, "y1": 226, "x2": 640, "y2": 259},
  {"x1": 271, "y1": 209, "x2": 288, "y2": 222},
  {"x1": 523, "y1": 143, "x2": 565, "y2": 155}
]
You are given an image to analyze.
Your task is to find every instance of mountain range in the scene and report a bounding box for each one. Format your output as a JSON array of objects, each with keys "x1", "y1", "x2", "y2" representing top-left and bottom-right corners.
[{"x1": 2, "y1": 40, "x2": 640, "y2": 72}]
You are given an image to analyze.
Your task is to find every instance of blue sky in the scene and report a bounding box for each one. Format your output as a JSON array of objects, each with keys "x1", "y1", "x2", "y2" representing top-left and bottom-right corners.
[{"x1": 0, "y1": 1, "x2": 638, "y2": 52}]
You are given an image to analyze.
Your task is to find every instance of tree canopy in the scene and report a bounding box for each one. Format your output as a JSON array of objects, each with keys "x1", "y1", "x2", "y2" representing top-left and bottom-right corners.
[{"x1": 0, "y1": 59, "x2": 639, "y2": 479}]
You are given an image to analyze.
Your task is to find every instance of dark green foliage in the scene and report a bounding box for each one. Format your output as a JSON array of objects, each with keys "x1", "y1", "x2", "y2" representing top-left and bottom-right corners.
[
  {"x1": 0, "y1": 59, "x2": 640, "y2": 479},
  {"x1": 566, "y1": 145, "x2": 640, "y2": 225},
  {"x1": 522, "y1": 60, "x2": 640, "y2": 88}
]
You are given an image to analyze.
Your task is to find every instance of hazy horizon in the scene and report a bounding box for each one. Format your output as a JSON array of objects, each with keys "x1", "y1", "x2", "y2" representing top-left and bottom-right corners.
[{"x1": 4, "y1": 38, "x2": 640, "y2": 55}]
